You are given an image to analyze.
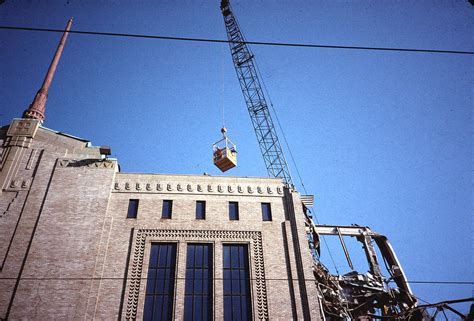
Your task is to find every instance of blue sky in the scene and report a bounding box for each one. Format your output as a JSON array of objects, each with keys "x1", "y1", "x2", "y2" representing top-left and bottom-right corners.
[{"x1": 1, "y1": 0, "x2": 473, "y2": 317}]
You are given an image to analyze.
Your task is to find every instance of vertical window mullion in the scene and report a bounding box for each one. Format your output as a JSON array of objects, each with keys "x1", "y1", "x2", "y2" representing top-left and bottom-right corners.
[
  {"x1": 238, "y1": 247, "x2": 242, "y2": 321},
  {"x1": 144, "y1": 243, "x2": 177, "y2": 321},
  {"x1": 223, "y1": 244, "x2": 252, "y2": 321},
  {"x1": 192, "y1": 244, "x2": 197, "y2": 320},
  {"x1": 184, "y1": 244, "x2": 213, "y2": 321}
]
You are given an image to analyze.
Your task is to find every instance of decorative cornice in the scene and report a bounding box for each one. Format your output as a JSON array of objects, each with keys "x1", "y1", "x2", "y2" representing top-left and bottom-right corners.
[
  {"x1": 56, "y1": 158, "x2": 115, "y2": 169},
  {"x1": 112, "y1": 180, "x2": 283, "y2": 197},
  {"x1": 123, "y1": 229, "x2": 268, "y2": 320}
]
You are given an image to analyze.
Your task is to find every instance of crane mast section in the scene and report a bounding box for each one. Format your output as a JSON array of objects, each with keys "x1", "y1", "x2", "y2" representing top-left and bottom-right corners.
[{"x1": 221, "y1": 1, "x2": 293, "y2": 186}]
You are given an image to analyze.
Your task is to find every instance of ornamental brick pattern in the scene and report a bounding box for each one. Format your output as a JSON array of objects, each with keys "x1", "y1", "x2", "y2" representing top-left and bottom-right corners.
[{"x1": 0, "y1": 119, "x2": 322, "y2": 320}]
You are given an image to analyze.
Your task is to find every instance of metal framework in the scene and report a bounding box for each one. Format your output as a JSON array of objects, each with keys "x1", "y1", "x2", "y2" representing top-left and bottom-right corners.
[
  {"x1": 220, "y1": 0, "x2": 293, "y2": 186},
  {"x1": 306, "y1": 222, "x2": 423, "y2": 320},
  {"x1": 220, "y1": 3, "x2": 471, "y2": 320}
]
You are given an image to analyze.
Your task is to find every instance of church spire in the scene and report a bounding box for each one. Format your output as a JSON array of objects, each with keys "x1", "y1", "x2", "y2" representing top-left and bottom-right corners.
[{"x1": 23, "y1": 18, "x2": 73, "y2": 123}]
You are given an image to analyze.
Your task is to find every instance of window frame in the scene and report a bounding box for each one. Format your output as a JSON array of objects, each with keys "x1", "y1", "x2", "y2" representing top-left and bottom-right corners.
[
  {"x1": 222, "y1": 243, "x2": 252, "y2": 321},
  {"x1": 184, "y1": 243, "x2": 213, "y2": 321},
  {"x1": 123, "y1": 230, "x2": 267, "y2": 320},
  {"x1": 127, "y1": 199, "x2": 139, "y2": 218},
  {"x1": 143, "y1": 242, "x2": 178, "y2": 321},
  {"x1": 195, "y1": 201, "x2": 206, "y2": 220},
  {"x1": 261, "y1": 203, "x2": 272, "y2": 221},
  {"x1": 162, "y1": 200, "x2": 173, "y2": 219},
  {"x1": 228, "y1": 202, "x2": 239, "y2": 221}
]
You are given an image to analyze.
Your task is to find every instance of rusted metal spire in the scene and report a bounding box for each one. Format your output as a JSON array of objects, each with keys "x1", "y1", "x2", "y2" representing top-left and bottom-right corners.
[{"x1": 23, "y1": 18, "x2": 73, "y2": 123}]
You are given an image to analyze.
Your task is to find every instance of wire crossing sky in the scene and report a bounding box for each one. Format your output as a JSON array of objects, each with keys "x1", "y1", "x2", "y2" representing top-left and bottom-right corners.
[
  {"x1": 0, "y1": 277, "x2": 471, "y2": 284},
  {"x1": 1, "y1": 0, "x2": 472, "y2": 318},
  {"x1": 1, "y1": 25, "x2": 473, "y2": 55}
]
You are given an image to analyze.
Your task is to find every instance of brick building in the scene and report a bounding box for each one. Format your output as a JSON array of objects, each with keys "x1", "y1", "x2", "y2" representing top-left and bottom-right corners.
[
  {"x1": 0, "y1": 20, "x2": 323, "y2": 320},
  {"x1": 0, "y1": 116, "x2": 321, "y2": 320}
]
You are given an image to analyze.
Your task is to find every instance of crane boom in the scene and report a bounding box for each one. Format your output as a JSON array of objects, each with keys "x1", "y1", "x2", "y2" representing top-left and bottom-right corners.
[
  {"x1": 220, "y1": 0, "x2": 294, "y2": 187},
  {"x1": 218, "y1": 3, "x2": 438, "y2": 320}
]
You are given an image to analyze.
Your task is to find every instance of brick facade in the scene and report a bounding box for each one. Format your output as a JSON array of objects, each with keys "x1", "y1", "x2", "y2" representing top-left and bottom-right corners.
[{"x1": 0, "y1": 119, "x2": 322, "y2": 320}]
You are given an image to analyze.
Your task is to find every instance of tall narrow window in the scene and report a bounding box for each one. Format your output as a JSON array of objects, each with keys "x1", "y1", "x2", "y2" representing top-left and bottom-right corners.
[
  {"x1": 196, "y1": 201, "x2": 206, "y2": 220},
  {"x1": 127, "y1": 199, "x2": 139, "y2": 218},
  {"x1": 261, "y1": 203, "x2": 272, "y2": 221},
  {"x1": 162, "y1": 200, "x2": 173, "y2": 219},
  {"x1": 229, "y1": 202, "x2": 239, "y2": 221},
  {"x1": 223, "y1": 244, "x2": 252, "y2": 321},
  {"x1": 144, "y1": 243, "x2": 177, "y2": 321},
  {"x1": 184, "y1": 244, "x2": 213, "y2": 321}
]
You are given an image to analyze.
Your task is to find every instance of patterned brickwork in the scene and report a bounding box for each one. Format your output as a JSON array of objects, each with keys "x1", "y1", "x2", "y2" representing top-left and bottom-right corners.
[
  {"x1": 123, "y1": 229, "x2": 269, "y2": 320},
  {"x1": 0, "y1": 119, "x2": 322, "y2": 320}
]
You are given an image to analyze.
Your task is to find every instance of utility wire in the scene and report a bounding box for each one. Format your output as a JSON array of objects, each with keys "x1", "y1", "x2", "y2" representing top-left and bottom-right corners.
[
  {"x1": 0, "y1": 277, "x2": 471, "y2": 284},
  {"x1": 396, "y1": 280, "x2": 474, "y2": 285},
  {"x1": 1, "y1": 25, "x2": 473, "y2": 55}
]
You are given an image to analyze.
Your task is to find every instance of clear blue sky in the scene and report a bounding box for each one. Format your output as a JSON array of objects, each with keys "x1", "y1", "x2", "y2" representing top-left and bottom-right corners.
[{"x1": 1, "y1": 0, "x2": 472, "y2": 317}]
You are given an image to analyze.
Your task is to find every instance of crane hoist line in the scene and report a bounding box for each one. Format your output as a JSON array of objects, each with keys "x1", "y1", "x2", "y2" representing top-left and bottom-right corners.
[
  {"x1": 219, "y1": 0, "x2": 294, "y2": 187},
  {"x1": 218, "y1": 2, "x2": 435, "y2": 320}
]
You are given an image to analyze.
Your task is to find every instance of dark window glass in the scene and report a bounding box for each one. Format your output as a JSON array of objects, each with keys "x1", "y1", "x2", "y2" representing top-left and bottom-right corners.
[
  {"x1": 223, "y1": 244, "x2": 252, "y2": 321},
  {"x1": 144, "y1": 243, "x2": 177, "y2": 321},
  {"x1": 229, "y1": 202, "x2": 239, "y2": 221},
  {"x1": 261, "y1": 203, "x2": 272, "y2": 221},
  {"x1": 127, "y1": 199, "x2": 139, "y2": 218},
  {"x1": 196, "y1": 201, "x2": 206, "y2": 220},
  {"x1": 184, "y1": 244, "x2": 213, "y2": 321},
  {"x1": 162, "y1": 200, "x2": 173, "y2": 219}
]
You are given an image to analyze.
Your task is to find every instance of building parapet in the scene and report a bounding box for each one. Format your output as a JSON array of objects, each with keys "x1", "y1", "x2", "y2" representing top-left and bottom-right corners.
[{"x1": 113, "y1": 173, "x2": 284, "y2": 197}]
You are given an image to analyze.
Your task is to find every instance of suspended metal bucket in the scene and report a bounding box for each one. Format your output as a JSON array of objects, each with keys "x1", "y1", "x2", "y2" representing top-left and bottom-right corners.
[{"x1": 212, "y1": 127, "x2": 237, "y2": 172}]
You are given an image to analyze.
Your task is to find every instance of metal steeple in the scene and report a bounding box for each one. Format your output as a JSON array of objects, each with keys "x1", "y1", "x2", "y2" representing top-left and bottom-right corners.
[{"x1": 23, "y1": 18, "x2": 73, "y2": 123}]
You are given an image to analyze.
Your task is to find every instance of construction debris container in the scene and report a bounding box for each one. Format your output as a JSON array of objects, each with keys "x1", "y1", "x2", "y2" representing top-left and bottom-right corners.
[
  {"x1": 213, "y1": 146, "x2": 237, "y2": 172},
  {"x1": 213, "y1": 129, "x2": 237, "y2": 172}
]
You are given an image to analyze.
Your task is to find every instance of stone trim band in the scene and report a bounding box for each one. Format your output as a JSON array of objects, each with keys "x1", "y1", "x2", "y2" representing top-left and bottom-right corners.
[{"x1": 113, "y1": 181, "x2": 283, "y2": 197}]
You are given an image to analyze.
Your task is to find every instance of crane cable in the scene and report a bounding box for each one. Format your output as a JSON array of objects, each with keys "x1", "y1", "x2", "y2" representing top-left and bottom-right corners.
[
  {"x1": 259, "y1": 65, "x2": 340, "y2": 274},
  {"x1": 247, "y1": 32, "x2": 341, "y2": 274},
  {"x1": 220, "y1": 45, "x2": 226, "y2": 129},
  {"x1": 228, "y1": 11, "x2": 353, "y2": 274}
]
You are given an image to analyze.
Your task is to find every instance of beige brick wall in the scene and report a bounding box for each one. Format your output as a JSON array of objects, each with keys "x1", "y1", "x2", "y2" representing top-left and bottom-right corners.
[
  {"x1": 0, "y1": 120, "x2": 115, "y2": 320},
  {"x1": 1, "y1": 120, "x2": 322, "y2": 320}
]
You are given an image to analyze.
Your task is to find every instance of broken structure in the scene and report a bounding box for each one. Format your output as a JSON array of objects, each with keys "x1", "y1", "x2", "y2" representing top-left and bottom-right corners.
[{"x1": 1, "y1": 16, "x2": 470, "y2": 321}]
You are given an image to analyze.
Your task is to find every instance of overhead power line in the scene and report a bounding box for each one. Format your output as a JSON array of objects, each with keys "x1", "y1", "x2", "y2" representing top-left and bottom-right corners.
[
  {"x1": 0, "y1": 276, "x2": 472, "y2": 284},
  {"x1": 1, "y1": 25, "x2": 473, "y2": 56},
  {"x1": 400, "y1": 280, "x2": 474, "y2": 285}
]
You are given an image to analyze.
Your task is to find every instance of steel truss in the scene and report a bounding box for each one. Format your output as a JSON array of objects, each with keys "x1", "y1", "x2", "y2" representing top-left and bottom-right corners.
[{"x1": 221, "y1": 0, "x2": 293, "y2": 186}]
